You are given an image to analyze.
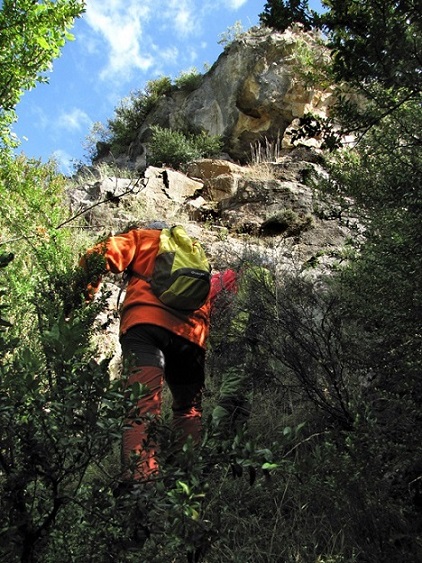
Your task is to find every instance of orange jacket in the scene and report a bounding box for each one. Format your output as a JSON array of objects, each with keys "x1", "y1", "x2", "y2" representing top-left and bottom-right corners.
[{"x1": 81, "y1": 228, "x2": 211, "y2": 349}]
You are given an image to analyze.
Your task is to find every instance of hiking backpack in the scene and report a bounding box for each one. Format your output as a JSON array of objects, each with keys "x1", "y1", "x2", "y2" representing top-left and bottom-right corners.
[{"x1": 138, "y1": 225, "x2": 211, "y2": 311}]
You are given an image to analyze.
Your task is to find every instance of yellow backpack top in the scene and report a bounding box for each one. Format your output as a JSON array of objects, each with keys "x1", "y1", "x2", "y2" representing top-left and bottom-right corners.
[{"x1": 149, "y1": 225, "x2": 211, "y2": 311}]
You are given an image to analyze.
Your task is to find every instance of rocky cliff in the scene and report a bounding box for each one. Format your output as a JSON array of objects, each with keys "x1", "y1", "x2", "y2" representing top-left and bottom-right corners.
[
  {"x1": 71, "y1": 144, "x2": 361, "y2": 377},
  {"x1": 99, "y1": 25, "x2": 334, "y2": 170},
  {"x1": 72, "y1": 25, "x2": 356, "y2": 374}
]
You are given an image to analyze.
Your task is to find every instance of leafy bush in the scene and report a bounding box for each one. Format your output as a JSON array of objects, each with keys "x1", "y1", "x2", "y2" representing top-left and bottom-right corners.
[
  {"x1": 106, "y1": 76, "x2": 173, "y2": 155},
  {"x1": 208, "y1": 262, "x2": 420, "y2": 561},
  {"x1": 147, "y1": 125, "x2": 222, "y2": 169},
  {"x1": 174, "y1": 67, "x2": 202, "y2": 92},
  {"x1": 0, "y1": 0, "x2": 84, "y2": 150},
  {"x1": 0, "y1": 156, "x2": 124, "y2": 561},
  {"x1": 259, "y1": 0, "x2": 313, "y2": 33}
]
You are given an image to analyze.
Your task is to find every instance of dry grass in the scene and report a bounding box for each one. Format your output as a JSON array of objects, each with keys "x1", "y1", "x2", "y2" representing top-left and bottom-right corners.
[
  {"x1": 250, "y1": 134, "x2": 282, "y2": 165},
  {"x1": 242, "y1": 161, "x2": 279, "y2": 182}
]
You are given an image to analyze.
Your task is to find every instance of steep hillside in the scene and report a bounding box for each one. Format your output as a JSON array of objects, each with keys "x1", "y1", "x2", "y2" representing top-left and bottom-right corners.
[
  {"x1": 69, "y1": 24, "x2": 354, "y2": 378},
  {"x1": 70, "y1": 137, "x2": 361, "y2": 380},
  {"x1": 2, "y1": 6, "x2": 420, "y2": 562}
]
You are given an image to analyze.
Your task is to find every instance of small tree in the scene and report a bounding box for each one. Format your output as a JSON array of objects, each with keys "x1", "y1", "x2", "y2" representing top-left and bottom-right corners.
[
  {"x1": 174, "y1": 67, "x2": 202, "y2": 92},
  {"x1": 259, "y1": 0, "x2": 313, "y2": 32},
  {"x1": 0, "y1": 0, "x2": 84, "y2": 148},
  {"x1": 319, "y1": 0, "x2": 421, "y2": 95},
  {"x1": 106, "y1": 76, "x2": 173, "y2": 155}
]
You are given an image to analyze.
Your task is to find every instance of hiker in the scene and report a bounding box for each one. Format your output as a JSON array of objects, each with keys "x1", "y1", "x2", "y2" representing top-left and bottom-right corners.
[
  {"x1": 79, "y1": 221, "x2": 213, "y2": 481},
  {"x1": 209, "y1": 261, "x2": 275, "y2": 435}
]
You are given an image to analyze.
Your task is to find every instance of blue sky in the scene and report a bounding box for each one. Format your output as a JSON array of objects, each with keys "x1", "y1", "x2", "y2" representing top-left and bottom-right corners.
[{"x1": 12, "y1": 0, "x2": 323, "y2": 174}]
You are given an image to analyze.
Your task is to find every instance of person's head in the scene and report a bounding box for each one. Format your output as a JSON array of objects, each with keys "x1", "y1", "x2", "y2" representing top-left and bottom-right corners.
[{"x1": 145, "y1": 220, "x2": 169, "y2": 230}]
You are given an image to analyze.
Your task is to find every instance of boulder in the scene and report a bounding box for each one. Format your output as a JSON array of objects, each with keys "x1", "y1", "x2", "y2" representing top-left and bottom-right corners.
[{"x1": 128, "y1": 26, "x2": 334, "y2": 165}]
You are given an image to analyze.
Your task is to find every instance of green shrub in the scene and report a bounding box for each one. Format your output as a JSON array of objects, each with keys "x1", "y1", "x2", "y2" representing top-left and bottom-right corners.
[
  {"x1": 190, "y1": 130, "x2": 223, "y2": 160},
  {"x1": 174, "y1": 67, "x2": 202, "y2": 92},
  {"x1": 107, "y1": 92, "x2": 147, "y2": 152},
  {"x1": 147, "y1": 125, "x2": 222, "y2": 169},
  {"x1": 107, "y1": 76, "x2": 173, "y2": 155},
  {"x1": 0, "y1": 156, "x2": 125, "y2": 561}
]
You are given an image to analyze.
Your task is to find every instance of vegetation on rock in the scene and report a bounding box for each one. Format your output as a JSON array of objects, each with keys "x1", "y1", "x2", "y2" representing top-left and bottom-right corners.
[{"x1": 0, "y1": 0, "x2": 84, "y2": 149}]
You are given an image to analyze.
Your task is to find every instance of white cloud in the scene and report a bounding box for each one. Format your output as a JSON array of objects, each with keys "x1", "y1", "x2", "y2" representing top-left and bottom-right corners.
[
  {"x1": 156, "y1": 46, "x2": 180, "y2": 68},
  {"x1": 31, "y1": 106, "x2": 50, "y2": 131},
  {"x1": 174, "y1": 8, "x2": 193, "y2": 35},
  {"x1": 58, "y1": 108, "x2": 92, "y2": 132},
  {"x1": 51, "y1": 149, "x2": 74, "y2": 174},
  {"x1": 227, "y1": 0, "x2": 248, "y2": 8},
  {"x1": 202, "y1": 0, "x2": 248, "y2": 14},
  {"x1": 81, "y1": 0, "x2": 252, "y2": 84},
  {"x1": 84, "y1": 0, "x2": 155, "y2": 80},
  {"x1": 165, "y1": 0, "x2": 197, "y2": 37}
]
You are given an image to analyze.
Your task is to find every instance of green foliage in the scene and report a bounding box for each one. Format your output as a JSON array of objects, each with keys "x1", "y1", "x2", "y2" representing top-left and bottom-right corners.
[
  {"x1": 147, "y1": 125, "x2": 222, "y2": 169},
  {"x1": 0, "y1": 283, "x2": 155, "y2": 562},
  {"x1": 316, "y1": 0, "x2": 422, "y2": 143},
  {"x1": 106, "y1": 93, "x2": 148, "y2": 153},
  {"x1": 174, "y1": 67, "x2": 202, "y2": 92},
  {"x1": 259, "y1": 0, "x2": 314, "y2": 32},
  {"x1": 292, "y1": 35, "x2": 334, "y2": 90},
  {"x1": 320, "y1": 0, "x2": 421, "y2": 95},
  {"x1": 0, "y1": 253, "x2": 16, "y2": 354},
  {"x1": 321, "y1": 119, "x2": 421, "y2": 392},
  {"x1": 0, "y1": 0, "x2": 84, "y2": 149},
  {"x1": 0, "y1": 0, "x2": 84, "y2": 111},
  {"x1": 106, "y1": 76, "x2": 173, "y2": 155},
  {"x1": 285, "y1": 2, "x2": 422, "y2": 559},
  {"x1": 207, "y1": 261, "x2": 420, "y2": 561},
  {"x1": 273, "y1": 274, "x2": 357, "y2": 429},
  {"x1": 0, "y1": 155, "x2": 125, "y2": 561},
  {"x1": 145, "y1": 76, "x2": 173, "y2": 98},
  {"x1": 0, "y1": 155, "x2": 82, "y2": 333},
  {"x1": 317, "y1": 94, "x2": 421, "y2": 385},
  {"x1": 0, "y1": 0, "x2": 420, "y2": 558},
  {"x1": 100, "y1": 70, "x2": 215, "y2": 161},
  {"x1": 325, "y1": 102, "x2": 420, "y2": 214},
  {"x1": 209, "y1": 257, "x2": 281, "y2": 435}
]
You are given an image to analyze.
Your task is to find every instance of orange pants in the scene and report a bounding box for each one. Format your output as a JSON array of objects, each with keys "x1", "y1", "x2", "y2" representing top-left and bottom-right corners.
[{"x1": 120, "y1": 324, "x2": 205, "y2": 480}]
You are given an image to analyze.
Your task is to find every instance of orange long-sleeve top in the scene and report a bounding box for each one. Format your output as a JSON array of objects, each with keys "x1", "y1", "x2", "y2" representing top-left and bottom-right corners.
[{"x1": 81, "y1": 228, "x2": 211, "y2": 349}]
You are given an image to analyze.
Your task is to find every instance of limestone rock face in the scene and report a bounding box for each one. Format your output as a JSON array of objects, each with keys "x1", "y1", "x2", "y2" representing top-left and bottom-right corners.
[
  {"x1": 70, "y1": 148, "x2": 359, "y2": 273},
  {"x1": 185, "y1": 159, "x2": 244, "y2": 201},
  {"x1": 70, "y1": 148, "x2": 361, "y2": 376},
  {"x1": 128, "y1": 25, "x2": 333, "y2": 166}
]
